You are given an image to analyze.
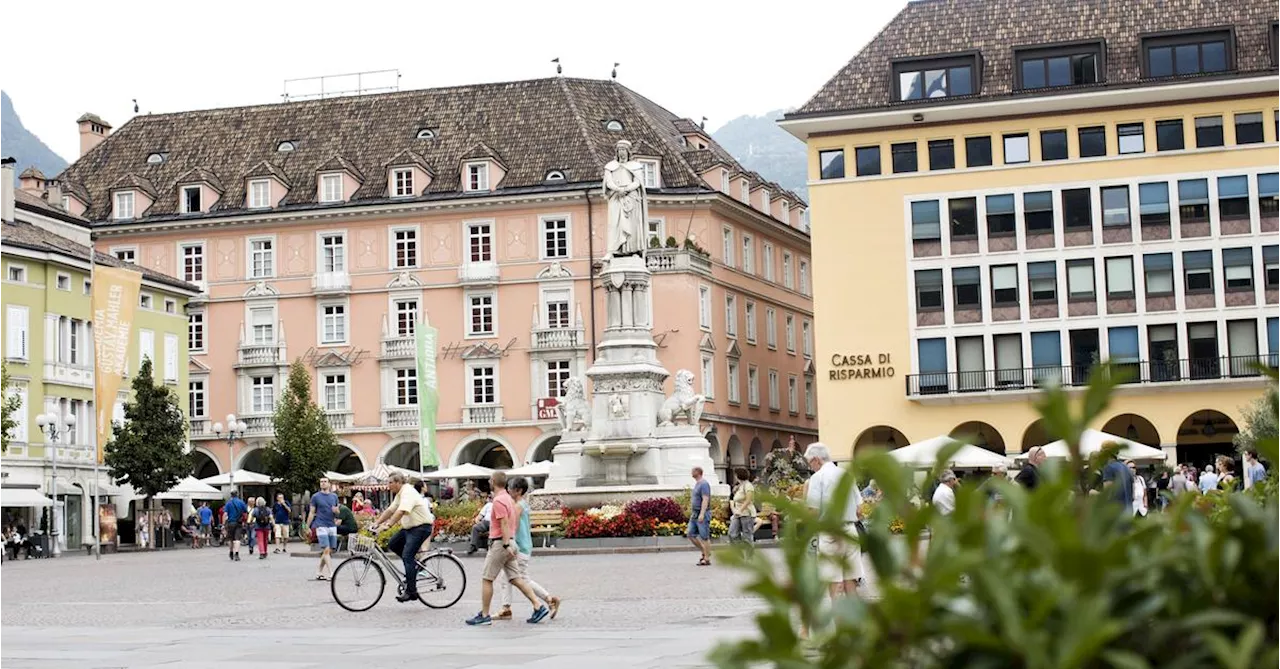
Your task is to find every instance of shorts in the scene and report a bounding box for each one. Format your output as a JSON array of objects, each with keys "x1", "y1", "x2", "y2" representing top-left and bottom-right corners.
[
  {"x1": 481, "y1": 543, "x2": 521, "y2": 582},
  {"x1": 224, "y1": 523, "x2": 240, "y2": 540},
  {"x1": 274, "y1": 524, "x2": 290, "y2": 540},
  {"x1": 314, "y1": 526, "x2": 338, "y2": 550},
  {"x1": 687, "y1": 517, "x2": 710, "y2": 541},
  {"x1": 199, "y1": 523, "x2": 211, "y2": 536},
  {"x1": 817, "y1": 526, "x2": 863, "y2": 583}
]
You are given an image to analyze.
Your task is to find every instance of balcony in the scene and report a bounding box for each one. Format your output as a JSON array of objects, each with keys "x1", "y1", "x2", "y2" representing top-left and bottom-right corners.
[
  {"x1": 43, "y1": 361, "x2": 94, "y2": 389},
  {"x1": 237, "y1": 341, "x2": 285, "y2": 367},
  {"x1": 531, "y1": 327, "x2": 586, "y2": 351},
  {"x1": 325, "y1": 411, "x2": 353, "y2": 431},
  {"x1": 905, "y1": 355, "x2": 1276, "y2": 399},
  {"x1": 381, "y1": 336, "x2": 415, "y2": 360},
  {"x1": 243, "y1": 415, "x2": 274, "y2": 436},
  {"x1": 2, "y1": 442, "x2": 95, "y2": 464},
  {"x1": 646, "y1": 248, "x2": 712, "y2": 275},
  {"x1": 463, "y1": 404, "x2": 504, "y2": 425},
  {"x1": 382, "y1": 407, "x2": 419, "y2": 429},
  {"x1": 458, "y1": 261, "x2": 500, "y2": 285},
  {"x1": 189, "y1": 418, "x2": 212, "y2": 438},
  {"x1": 312, "y1": 272, "x2": 351, "y2": 294}
]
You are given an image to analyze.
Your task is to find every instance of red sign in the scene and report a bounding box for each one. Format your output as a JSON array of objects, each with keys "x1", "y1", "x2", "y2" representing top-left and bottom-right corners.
[{"x1": 536, "y1": 397, "x2": 559, "y2": 420}]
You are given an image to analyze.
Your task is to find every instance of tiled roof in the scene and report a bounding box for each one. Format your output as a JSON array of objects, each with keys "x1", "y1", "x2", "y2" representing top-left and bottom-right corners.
[
  {"x1": 13, "y1": 189, "x2": 82, "y2": 221},
  {"x1": 315, "y1": 155, "x2": 366, "y2": 181},
  {"x1": 109, "y1": 173, "x2": 157, "y2": 198},
  {"x1": 384, "y1": 149, "x2": 432, "y2": 173},
  {"x1": 174, "y1": 166, "x2": 225, "y2": 193},
  {"x1": 1, "y1": 220, "x2": 197, "y2": 293},
  {"x1": 793, "y1": 0, "x2": 1278, "y2": 117},
  {"x1": 18, "y1": 167, "x2": 45, "y2": 180},
  {"x1": 61, "y1": 77, "x2": 806, "y2": 223}
]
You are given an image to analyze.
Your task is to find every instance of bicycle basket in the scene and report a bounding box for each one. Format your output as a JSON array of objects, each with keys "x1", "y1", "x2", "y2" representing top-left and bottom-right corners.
[{"x1": 350, "y1": 534, "x2": 378, "y2": 555}]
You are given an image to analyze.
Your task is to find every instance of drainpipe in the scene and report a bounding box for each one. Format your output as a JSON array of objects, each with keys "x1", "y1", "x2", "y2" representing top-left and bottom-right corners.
[{"x1": 585, "y1": 188, "x2": 597, "y2": 362}]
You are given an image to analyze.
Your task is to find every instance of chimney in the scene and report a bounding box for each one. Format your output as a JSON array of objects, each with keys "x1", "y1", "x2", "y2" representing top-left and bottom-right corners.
[
  {"x1": 77, "y1": 113, "x2": 113, "y2": 156},
  {"x1": 46, "y1": 181, "x2": 64, "y2": 209},
  {"x1": 17, "y1": 166, "x2": 45, "y2": 194},
  {"x1": 1, "y1": 157, "x2": 15, "y2": 223}
]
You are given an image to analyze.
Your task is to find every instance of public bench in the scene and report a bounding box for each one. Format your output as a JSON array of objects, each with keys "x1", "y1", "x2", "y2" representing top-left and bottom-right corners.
[{"x1": 529, "y1": 510, "x2": 564, "y2": 547}]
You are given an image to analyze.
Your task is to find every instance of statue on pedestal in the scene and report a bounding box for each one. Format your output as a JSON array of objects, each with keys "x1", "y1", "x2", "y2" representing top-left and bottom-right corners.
[
  {"x1": 603, "y1": 140, "x2": 648, "y2": 259},
  {"x1": 557, "y1": 377, "x2": 590, "y2": 432},
  {"x1": 657, "y1": 369, "x2": 705, "y2": 427}
]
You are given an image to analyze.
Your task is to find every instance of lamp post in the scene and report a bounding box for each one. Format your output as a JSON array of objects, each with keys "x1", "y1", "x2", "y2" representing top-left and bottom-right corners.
[
  {"x1": 36, "y1": 410, "x2": 76, "y2": 557},
  {"x1": 213, "y1": 414, "x2": 248, "y2": 489}
]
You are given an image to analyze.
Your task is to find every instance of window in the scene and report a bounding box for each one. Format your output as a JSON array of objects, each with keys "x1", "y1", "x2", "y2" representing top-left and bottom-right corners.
[
  {"x1": 727, "y1": 360, "x2": 741, "y2": 403},
  {"x1": 721, "y1": 227, "x2": 734, "y2": 267},
  {"x1": 1144, "y1": 253, "x2": 1174, "y2": 296},
  {"x1": 952, "y1": 267, "x2": 981, "y2": 309},
  {"x1": 1028, "y1": 261, "x2": 1057, "y2": 302},
  {"x1": 1105, "y1": 256, "x2": 1135, "y2": 297},
  {"x1": 788, "y1": 375, "x2": 799, "y2": 413},
  {"x1": 1017, "y1": 45, "x2": 1100, "y2": 88},
  {"x1": 782, "y1": 253, "x2": 793, "y2": 289},
  {"x1": 5, "y1": 305, "x2": 28, "y2": 359},
  {"x1": 1062, "y1": 188, "x2": 1092, "y2": 230},
  {"x1": 747, "y1": 365, "x2": 760, "y2": 406},
  {"x1": 393, "y1": 228, "x2": 418, "y2": 268},
  {"x1": 320, "y1": 234, "x2": 346, "y2": 273},
  {"x1": 83, "y1": 279, "x2": 91, "y2": 295},
  {"x1": 1186, "y1": 323, "x2": 1221, "y2": 379},
  {"x1": 956, "y1": 336, "x2": 985, "y2": 391},
  {"x1": 855, "y1": 146, "x2": 880, "y2": 176},
  {"x1": 1155, "y1": 119, "x2": 1184, "y2": 151},
  {"x1": 605, "y1": 120, "x2": 624, "y2": 132},
  {"x1": 917, "y1": 338, "x2": 947, "y2": 394},
  {"x1": 113, "y1": 191, "x2": 135, "y2": 220},
  {"x1": 468, "y1": 365, "x2": 496, "y2": 405},
  {"x1": 277, "y1": 141, "x2": 295, "y2": 152},
  {"x1": 1235, "y1": 112, "x2": 1264, "y2": 144},
  {"x1": 1095, "y1": 186, "x2": 1131, "y2": 228},
  {"x1": 740, "y1": 180, "x2": 751, "y2": 204},
  {"x1": 1183, "y1": 250, "x2": 1214, "y2": 292},
  {"x1": 1078, "y1": 126, "x2": 1107, "y2": 157},
  {"x1": 762, "y1": 244, "x2": 775, "y2": 281},
  {"x1": 250, "y1": 307, "x2": 274, "y2": 344},
  {"x1": 139, "y1": 293, "x2": 153, "y2": 309},
  {"x1": 698, "y1": 285, "x2": 711, "y2": 330},
  {"x1": 891, "y1": 142, "x2": 918, "y2": 173},
  {"x1": 56, "y1": 274, "x2": 71, "y2": 291},
  {"x1": 745, "y1": 301, "x2": 757, "y2": 343},
  {"x1": 467, "y1": 223, "x2": 493, "y2": 263},
  {"x1": 948, "y1": 197, "x2": 977, "y2": 238},
  {"x1": 164, "y1": 298, "x2": 176, "y2": 314},
  {"x1": 181, "y1": 243, "x2": 204, "y2": 282},
  {"x1": 1178, "y1": 179, "x2": 1209, "y2": 223},
  {"x1": 541, "y1": 217, "x2": 569, "y2": 259},
  {"x1": 1148, "y1": 325, "x2": 1180, "y2": 380},
  {"x1": 395, "y1": 299, "x2": 418, "y2": 337},
  {"x1": 895, "y1": 58, "x2": 975, "y2": 100},
  {"x1": 911, "y1": 200, "x2": 942, "y2": 240},
  {"x1": 1222, "y1": 248, "x2": 1254, "y2": 291},
  {"x1": 251, "y1": 376, "x2": 274, "y2": 413},
  {"x1": 1138, "y1": 182, "x2": 1170, "y2": 226},
  {"x1": 249, "y1": 238, "x2": 274, "y2": 278},
  {"x1": 1227, "y1": 320, "x2": 1260, "y2": 375},
  {"x1": 6, "y1": 265, "x2": 25, "y2": 282},
  {"x1": 1265, "y1": 246, "x2": 1279, "y2": 288},
  {"x1": 467, "y1": 293, "x2": 495, "y2": 336},
  {"x1": 321, "y1": 304, "x2": 347, "y2": 343},
  {"x1": 163, "y1": 333, "x2": 178, "y2": 381},
  {"x1": 466, "y1": 163, "x2": 490, "y2": 191},
  {"x1": 638, "y1": 160, "x2": 659, "y2": 188},
  {"x1": 188, "y1": 312, "x2": 204, "y2": 352},
  {"x1": 725, "y1": 294, "x2": 738, "y2": 337},
  {"x1": 819, "y1": 150, "x2": 845, "y2": 180},
  {"x1": 804, "y1": 377, "x2": 815, "y2": 416},
  {"x1": 700, "y1": 355, "x2": 714, "y2": 399},
  {"x1": 322, "y1": 374, "x2": 348, "y2": 411},
  {"x1": 1144, "y1": 31, "x2": 1230, "y2": 78},
  {"x1": 647, "y1": 218, "x2": 664, "y2": 247},
  {"x1": 1003, "y1": 133, "x2": 1029, "y2": 164},
  {"x1": 1024, "y1": 191, "x2": 1054, "y2": 233},
  {"x1": 799, "y1": 260, "x2": 809, "y2": 295},
  {"x1": 802, "y1": 320, "x2": 813, "y2": 358},
  {"x1": 1218, "y1": 176, "x2": 1250, "y2": 220},
  {"x1": 320, "y1": 174, "x2": 343, "y2": 202},
  {"x1": 1066, "y1": 259, "x2": 1095, "y2": 299},
  {"x1": 189, "y1": 380, "x2": 206, "y2": 418},
  {"x1": 1118, "y1": 123, "x2": 1145, "y2": 154},
  {"x1": 915, "y1": 269, "x2": 944, "y2": 310},
  {"x1": 392, "y1": 168, "x2": 414, "y2": 197},
  {"x1": 965, "y1": 136, "x2": 992, "y2": 167},
  {"x1": 766, "y1": 307, "x2": 777, "y2": 348},
  {"x1": 768, "y1": 370, "x2": 780, "y2": 411},
  {"x1": 396, "y1": 368, "x2": 418, "y2": 405},
  {"x1": 994, "y1": 334, "x2": 1024, "y2": 387},
  {"x1": 986, "y1": 194, "x2": 1015, "y2": 236},
  {"x1": 543, "y1": 289, "x2": 570, "y2": 329},
  {"x1": 1108, "y1": 327, "x2": 1140, "y2": 372},
  {"x1": 545, "y1": 360, "x2": 571, "y2": 399},
  {"x1": 991, "y1": 265, "x2": 1018, "y2": 305},
  {"x1": 741, "y1": 235, "x2": 754, "y2": 274},
  {"x1": 1194, "y1": 116, "x2": 1223, "y2": 148},
  {"x1": 1261, "y1": 173, "x2": 1279, "y2": 217},
  {"x1": 1040, "y1": 129, "x2": 1068, "y2": 160},
  {"x1": 1031, "y1": 331, "x2": 1062, "y2": 374},
  {"x1": 181, "y1": 185, "x2": 202, "y2": 213},
  {"x1": 779, "y1": 200, "x2": 790, "y2": 223},
  {"x1": 928, "y1": 139, "x2": 954, "y2": 170},
  {"x1": 114, "y1": 248, "x2": 136, "y2": 263},
  {"x1": 785, "y1": 314, "x2": 796, "y2": 352},
  {"x1": 248, "y1": 179, "x2": 270, "y2": 208}
]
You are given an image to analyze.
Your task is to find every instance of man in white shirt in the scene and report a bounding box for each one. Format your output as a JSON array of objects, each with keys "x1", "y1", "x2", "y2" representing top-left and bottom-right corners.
[
  {"x1": 467, "y1": 494, "x2": 494, "y2": 556},
  {"x1": 932, "y1": 470, "x2": 958, "y2": 515},
  {"x1": 803, "y1": 443, "x2": 863, "y2": 598},
  {"x1": 1199, "y1": 464, "x2": 1219, "y2": 493}
]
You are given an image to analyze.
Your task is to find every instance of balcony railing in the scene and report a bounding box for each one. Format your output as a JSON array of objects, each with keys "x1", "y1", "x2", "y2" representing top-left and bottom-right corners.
[
  {"x1": 243, "y1": 415, "x2": 274, "y2": 436},
  {"x1": 458, "y1": 261, "x2": 500, "y2": 284},
  {"x1": 463, "y1": 404, "x2": 504, "y2": 425},
  {"x1": 382, "y1": 407, "x2": 419, "y2": 429},
  {"x1": 646, "y1": 248, "x2": 712, "y2": 275},
  {"x1": 531, "y1": 327, "x2": 586, "y2": 351},
  {"x1": 189, "y1": 418, "x2": 212, "y2": 437},
  {"x1": 237, "y1": 341, "x2": 285, "y2": 366},
  {"x1": 905, "y1": 355, "x2": 1277, "y2": 397},
  {"x1": 381, "y1": 336, "x2": 414, "y2": 359},
  {"x1": 325, "y1": 412, "x2": 353, "y2": 431},
  {"x1": 312, "y1": 272, "x2": 351, "y2": 293}
]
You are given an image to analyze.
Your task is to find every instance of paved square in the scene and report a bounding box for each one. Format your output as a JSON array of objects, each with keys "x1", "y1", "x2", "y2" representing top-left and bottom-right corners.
[{"x1": 1, "y1": 547, "x2": 764, "y2": 668}]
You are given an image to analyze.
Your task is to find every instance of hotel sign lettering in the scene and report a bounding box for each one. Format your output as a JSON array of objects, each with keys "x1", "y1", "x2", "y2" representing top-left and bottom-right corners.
[{"x1": 829, "y1": 353, "x2": 895, "y2": 381}]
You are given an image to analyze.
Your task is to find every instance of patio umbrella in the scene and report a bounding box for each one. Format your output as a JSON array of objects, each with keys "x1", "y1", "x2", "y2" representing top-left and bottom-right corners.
[
  {"x1": 156, "y1": 476, "x2": 223, "y2": 500},
  {"x1": 421, "y1": 463, "x2": 496, "y2": 480},
  {"x1": 199, "y1": 470, "x2": 274, "y2": 486},
  {"x1": 1036, "y1": 429, "x2": 1167, "y2": 463},
  {"x1": 889, "y1": 435, "x2": 1012, "y2": 470},
  {"x1": 0, "y1": 487, "x2": 53, "y2": 508},
  {"x1": 506, "y1": 461, "x2": 553, "y2": 478}
]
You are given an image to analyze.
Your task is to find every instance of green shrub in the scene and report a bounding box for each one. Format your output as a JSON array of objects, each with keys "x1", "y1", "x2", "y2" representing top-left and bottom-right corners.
[
  {"x1": 433, "y1": 499, "x2": 480, "y2": 520},
  {"x1": 665, "y1": 236, "x2": 679, "y2": 248}
]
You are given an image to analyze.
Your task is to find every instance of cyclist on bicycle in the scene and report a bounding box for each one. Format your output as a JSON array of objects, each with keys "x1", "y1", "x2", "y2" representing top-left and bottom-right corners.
[{"x1": 370, "y1": 473, "x2": 435, "y2": 603}]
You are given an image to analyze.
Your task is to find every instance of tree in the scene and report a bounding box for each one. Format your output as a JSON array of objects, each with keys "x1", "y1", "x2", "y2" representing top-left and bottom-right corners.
[
  {"x1": 263, "y1": 360, "x2": 339, "y2": 496},
  {"x1": 1, "y1": 362, "x2": 20, "y2": 453},
  {"x1": 1234, "y1": 384, "x2": 1278, "y2": 455},
  {"x1": 104, "y1": 358, "x2": 190, "y2": 549}
]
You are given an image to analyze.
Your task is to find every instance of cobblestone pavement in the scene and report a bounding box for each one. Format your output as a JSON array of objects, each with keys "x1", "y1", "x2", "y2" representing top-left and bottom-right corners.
[{"x1": 1, "y1": 547, "x2": 772, "y2": 668}]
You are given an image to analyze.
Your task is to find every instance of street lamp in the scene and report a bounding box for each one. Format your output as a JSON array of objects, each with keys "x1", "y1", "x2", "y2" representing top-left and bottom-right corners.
[
  {"x1": 213, "y1": 414, "x2": 248, "y2": 488},
  {"x1": 36, "y1": 410, "x2": 76, "y2": 557}
]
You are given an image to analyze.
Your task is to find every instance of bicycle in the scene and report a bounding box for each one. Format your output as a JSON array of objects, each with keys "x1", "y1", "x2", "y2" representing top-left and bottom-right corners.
[{"x1": 330, "y1": 532, "x2": 467, "y2": 612}]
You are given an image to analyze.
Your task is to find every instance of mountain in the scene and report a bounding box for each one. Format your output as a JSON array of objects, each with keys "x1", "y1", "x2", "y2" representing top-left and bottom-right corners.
[
  {"x1": 2, "y1": 91, "x2": 68, "y2": 184},
  {"x1": 711, "y1": 109, "x2": 807, "y2": 203}
]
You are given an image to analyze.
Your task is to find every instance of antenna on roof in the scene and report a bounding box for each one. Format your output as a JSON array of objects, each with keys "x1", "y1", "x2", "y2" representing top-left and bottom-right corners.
[
  {"x1": 552, "y1": 58, "x2": 562, "y2": 76},
  {"x1": 611, "y1": 62, "x2": 620, "y2": 80},
  {"x1": 700, "y1": 116, "x2": 707, "y2": 130},
  {"x1": 133, "y1": 99, "x2": 139, "y2": 114},
  {"x1": 281, "y1": 69, "x2": 401, "y2": 102}
]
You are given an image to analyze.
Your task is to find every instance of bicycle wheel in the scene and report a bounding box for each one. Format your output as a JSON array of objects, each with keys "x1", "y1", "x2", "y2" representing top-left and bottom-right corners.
[
  {"x1": 330, "y1": 557, "x2": 385, "y2": 612},
  {"x1": 416, "y1": 552, "x2": 467, "y2": 609}
]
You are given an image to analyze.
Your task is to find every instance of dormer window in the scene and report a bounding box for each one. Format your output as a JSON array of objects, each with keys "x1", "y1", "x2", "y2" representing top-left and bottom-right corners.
[
  {"x1": 248, "y1": 179, "x2": 271, "y2": 209},
  {"x1": 720, "y1": 171, "x2": 730, "y2": 193},
  {"x1": 1143, "y1": 30, "x2": 1231, "y2": 78},
  {"x1": 391, "y1": 168, "x2": 414, "y2": 197},
  {"x1": 113, "y1": 191, "x2": 135, "y2": 220},
  {"x1": 416, "y1": 128, "x2": 435, "y2": 140},
  {"x1": 760, "y1": 190, "x2": 771, "y2": 210},
  {"x1": 780, "y1": 200, "x2": 790, "y2": 221},
  {"x1": 465, "y1": 162, "x2": 490, "y2": 192},
  {"x1": 893, "y1": 53, "x2": 978, "y2": 101},
  {"x1": 605, "y1": 120, "x2": 624, "y2": 132},
  {"x1": 637, "y1": 160, "x2": 659, "y2": 189},
  {"x1": 545, "y1": 170, "x2": 566, "y2": 183},
  {"x1": 739, "y1": 180, "x2": 751, "y2": 204},
  {"x1": 1015, "y1": 42, "x2": 1102, "y2": 89},
  {"x1": 146, "y1": 153, "x2": 165, "y2": 165},
  {"x1": 277, "y1": 141, "x2": 296, "y2": 152},
  {"x1": 320, "y1": 173, "x2": 343, "y2": 203},
  {"x1": 181, "y1": 185, "x2": 202, "y2": 214}
]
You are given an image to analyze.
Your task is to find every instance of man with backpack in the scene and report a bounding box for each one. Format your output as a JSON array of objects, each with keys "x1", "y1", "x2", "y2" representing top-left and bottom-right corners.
[
  {"x1": 223, "y1": 492, "x2": 248, "y2": 561},
  {"x1": 251, "y1": 497, "x2": 273, "y2": 559}
]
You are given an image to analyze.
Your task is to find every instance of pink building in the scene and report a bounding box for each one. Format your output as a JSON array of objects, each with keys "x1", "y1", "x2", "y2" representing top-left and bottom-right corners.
[{"x1": 57, "y1": 77, "x2": 817, "y2": 482}]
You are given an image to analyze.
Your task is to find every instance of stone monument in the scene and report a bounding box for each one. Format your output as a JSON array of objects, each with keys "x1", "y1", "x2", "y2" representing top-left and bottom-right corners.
[{"x1": 540, "y1": 140, "x2": 725, "y2": 505}]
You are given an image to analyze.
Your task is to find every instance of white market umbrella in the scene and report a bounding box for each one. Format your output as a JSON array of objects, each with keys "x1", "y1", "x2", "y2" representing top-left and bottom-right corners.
[
  {"x1": 157, "y1": 476, "x2": 222, "y2": 500},
  {"x1": 199, "y1": 470, "x2": 274, "y2": 486},
  {"x1": 890, "y1": 435, "x2": 1012, "y2": 470},
  {"x1": 324, "y1": 471, "x2": 360, "y2": 483},
  {"x1": 507, "y1": 460, "x2": 553, "y2": 478},
  {"x1": 351, "y1": 462, "x2": 425, "y2": 485},
  {"x1": 421, "y1": 463, "x2": 496, "y2": 480},
  {"x1": 1038, "y1": 429, "x2": 1167, "y2": 463},
  {"x1": 0, "y1": 487, "x2": 53, "y2": 508}
]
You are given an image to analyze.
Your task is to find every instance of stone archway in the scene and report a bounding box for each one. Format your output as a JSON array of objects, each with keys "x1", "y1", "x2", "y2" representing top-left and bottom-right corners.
[
  {"x1": 528, "y1": 434, "x2": 560, "y2": 463},
  {"x1": 950, "y1": 421, "x2": 1006, "y2": 455},
  {"x1": 1175, "y1": 410, "x2": 1240, "y2": 471},
  {"x1": 238, "y1": 446, "x2": 268, "y2": 473},
  {"x1": 454, "y1": 438, "x2": 515, "y2": 469},
  {"x1": 191, "y1": 449, "x2": 220, "y2": 479},
  {"x1": 1021, "y1": 419, "x2": 1053, "y2": 452},
  {"x1": 853, "y1": 425, "x2": 909, "y2": 452},
  {"x1": 748, "y1": 437, "x2": 766, "y2": 471},
  {"x1": 1101, "y1": 414, "x2": 1161, "y2": 447},
  {"x1": 382, "y1": 441, "x2": 420, "y2": 471},
  {"x1": 333, "y1": 444, "x2": 366, "y2": 475},
  {"x1": 771, "y1": 438, "x2": 784, "y2": 452},
  {"x1": 706, "y1": 432, "x2": 724, "y2": 481},
  {"x1": 726, "y1": 435, "x2": 745, "y2": 469}
]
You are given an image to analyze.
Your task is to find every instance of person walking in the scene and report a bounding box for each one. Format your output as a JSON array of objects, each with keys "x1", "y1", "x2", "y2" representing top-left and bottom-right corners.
[
  {"x1": 1128, "y1": 462, "x2": 1148, "y2": 517},
  {"x1": 307, "y1": 477, "x2": 340, "y2": 581},
  {"x1": 251, "y1": 497, "x2": 272, "y2": 559},
  {"x1": 1015, "y1": 446, "x2": 1045, "y2": 489},
  {"x1": 223, "y1": 492, "x2": 248, "y2": 561},
  {"x1": 728, "y1": 468, "x2": 757, "y2": 545},
  {"x1": 931, "y1": 470, "x2": 958, "y2": 515},
  {"x1": 1170, "y1": 466, "x2": 1188, "y2": 500},
  {"x1": 197, "y1": 502, "x2": 213, "y2": 548},
  {"x1": 687, "y1": 467, "x2": 713, "y2": 566},
  {"x1": 272, "y1": 494, "x2": 291, "y2": 554},
  {"x1": 1216, "y1": 455, "x2": 1237, "y2": 490},
  {"x1": 1243, "y1": 449, "x2": 1267, "y2": 489},
  {"x1": 465, "y1": 471, "x2": 549, "y2": 626},
  {"x1": 371, "y1": 473, "x2": 435, "y2": 603},
  {"x1": 1199, "y1": 464, "x2": 1220, "y2": 493},
  {"x1": 1101, "y1": 454, "x2": 1135, "y2": 514},
  {"x1": 467, "y1": 494, "x2": 494, "y2": 556},
  {"x1": 803, "y1": 443, "x2": 864, "y2": 599},
  {"x1": 497, "y1": 477, "x2": 560, "y2": 621}
]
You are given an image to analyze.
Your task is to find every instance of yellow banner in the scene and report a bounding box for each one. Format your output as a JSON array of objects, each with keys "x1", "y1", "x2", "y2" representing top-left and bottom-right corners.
[{"x1": 92, "y1": 264, "x2": 142, "y2": 463}]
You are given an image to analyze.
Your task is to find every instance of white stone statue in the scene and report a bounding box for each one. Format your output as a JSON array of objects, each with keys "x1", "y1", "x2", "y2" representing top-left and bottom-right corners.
[
  {"x1": 557, "y1": 377, "x2": 590, "y2": 432},
  {"x1": 657, "y1": 369, "x2": 705, "y2": 427},
  {"x1": 602, "y1": 139, "x2": 648, "y2": 259}
]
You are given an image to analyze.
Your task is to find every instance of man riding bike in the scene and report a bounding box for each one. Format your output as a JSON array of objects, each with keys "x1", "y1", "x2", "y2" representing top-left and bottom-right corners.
[{"x1": 370, "y1": 473, "x2": 435, "y2": 602}]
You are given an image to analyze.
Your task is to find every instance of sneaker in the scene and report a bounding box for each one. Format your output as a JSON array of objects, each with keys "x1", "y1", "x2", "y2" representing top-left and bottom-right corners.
[
  {"x1": 234, "y1": 553, "x2": 241, "y2": 561},
  {"x1": 495, "y1": 607, "x2": 513, "y2": 620},
  {"x1": 527, "y1": 605, "x2": 550, "y2": 624},
  {"x1": 465, "y1": 613, "x2": 492, "y2": 627}
]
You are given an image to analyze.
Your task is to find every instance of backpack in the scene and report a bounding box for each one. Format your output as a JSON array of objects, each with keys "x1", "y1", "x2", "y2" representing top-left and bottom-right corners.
[{"x1": 253, "y1": 507, "x2": 271, "y2": 528}]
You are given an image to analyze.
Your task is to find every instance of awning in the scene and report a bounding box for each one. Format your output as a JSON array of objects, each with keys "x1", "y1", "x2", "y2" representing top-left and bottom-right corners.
[
  {"x1": 1, "y1": 488, "x2": 54, "y2": 508},
  {"x1": 889, "y1": 435, "x2": 1012, "y2": 470}
]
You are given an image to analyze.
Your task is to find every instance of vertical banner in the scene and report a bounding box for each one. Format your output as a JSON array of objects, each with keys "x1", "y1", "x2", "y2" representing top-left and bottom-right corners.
[
  {"x1": 415, "y1": 321, "x2": 441, "y2": 469},
  {"x1": 92, "y1": 265, "x2": 142, "y2": 463}
]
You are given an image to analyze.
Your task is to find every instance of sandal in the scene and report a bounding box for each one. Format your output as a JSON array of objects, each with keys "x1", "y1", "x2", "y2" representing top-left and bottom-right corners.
[
  {"x1": 697, "y1": 557, "x2": 710, "y2": 566},
  {"x1": 315, "y1": 575, "x2": 329, "y2": 581}
]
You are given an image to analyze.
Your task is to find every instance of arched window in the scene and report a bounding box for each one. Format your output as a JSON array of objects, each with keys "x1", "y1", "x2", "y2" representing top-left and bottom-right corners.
[
  {"x1": 545, "y1": 170, "x2": 566, "y2": 182},
  {"x1": 605, "y1": 120, "x2": 624, "y2": 132},
  {"x1": 416, "y1": 128, "x2": 435, "y2": 140},
  {"x1": 277, "y1": 141, "x2": 295, "y2": 152}
]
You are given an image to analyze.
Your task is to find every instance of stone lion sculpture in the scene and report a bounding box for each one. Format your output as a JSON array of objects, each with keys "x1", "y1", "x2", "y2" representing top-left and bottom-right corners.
[
  {"x1": 557, "y1": 377, "x2": 590, "y2": 432},
  {"x1": 657, "y1": 369, "x2": 705, "y2": 427}
]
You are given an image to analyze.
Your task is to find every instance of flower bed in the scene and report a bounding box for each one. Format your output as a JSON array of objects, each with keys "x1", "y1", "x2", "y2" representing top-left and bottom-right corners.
[{"x1": 561, "y1": 497, "x2": 727, "y2": 539}]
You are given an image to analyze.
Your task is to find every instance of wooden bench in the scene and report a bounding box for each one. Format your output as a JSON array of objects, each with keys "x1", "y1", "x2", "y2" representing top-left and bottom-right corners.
[{"x1": 529, "y1": 510, "x2": 563, "y2": 547}]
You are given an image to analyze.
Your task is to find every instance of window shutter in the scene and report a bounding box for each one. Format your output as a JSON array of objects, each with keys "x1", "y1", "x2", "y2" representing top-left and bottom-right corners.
[
  {"x1": 6, "y1": 307, "x2": 28, "y2": 359},
  {"x1": 164, "y1": 334, "x2": 178, "y2": 380}
]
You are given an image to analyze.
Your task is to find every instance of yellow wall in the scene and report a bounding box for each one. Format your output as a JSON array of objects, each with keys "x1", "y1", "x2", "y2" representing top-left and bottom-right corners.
[{"x1": 806, "y1": 93, "x2": 1279, "y2": 458}]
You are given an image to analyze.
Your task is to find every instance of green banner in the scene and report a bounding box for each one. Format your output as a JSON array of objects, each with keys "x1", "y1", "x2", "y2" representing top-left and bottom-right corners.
[{"x1": 416, "y1": 322, "x2": 441, "y2": 469}]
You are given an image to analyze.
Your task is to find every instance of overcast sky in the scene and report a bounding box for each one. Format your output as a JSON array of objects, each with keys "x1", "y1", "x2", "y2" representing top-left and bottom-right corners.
[{"x1": 5, "y1": 0, "x2": 903, "y2": 161}]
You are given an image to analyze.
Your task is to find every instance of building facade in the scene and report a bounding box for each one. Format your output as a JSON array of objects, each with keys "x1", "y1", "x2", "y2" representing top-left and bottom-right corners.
[
  {"x1": 1, "y1": 161, "x2": 198, "y2": 550},
  {"x1": 56, "y1": 78, "x2": 817, "y2": 483},
  {"x1": 783, "y1": 0, "x2": 1278, "y2": 466}
]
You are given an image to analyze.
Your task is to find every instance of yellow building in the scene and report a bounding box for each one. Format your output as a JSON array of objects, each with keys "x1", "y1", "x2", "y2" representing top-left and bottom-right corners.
[{"x1": 783, "y1": 0, "x2": 1278, "y2": 468}]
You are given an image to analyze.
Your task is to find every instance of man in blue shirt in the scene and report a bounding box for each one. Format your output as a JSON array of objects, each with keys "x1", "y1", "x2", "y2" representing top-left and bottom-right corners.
[
  {"x1": 307, "y1": 477, "x2": 340, "y2": 581},
  {"x1": 1244, "y1": 449, "x2": 1267, "y2": 490},
  {"x1": 1100, "y1": 455, "x2": 1134, "y2": 515},
  {"x1": 271, "y1": 494, "x2": 292, "y2": 554},
  {"x1": 197, "y1": 502, "x2": 213, "y2": 548},
  {"x1": 222, "y1": 492, "x2": 248, "y2": 561},
  {"x1": 687, "y1": 467, "x2": 712, "y2": 566}
]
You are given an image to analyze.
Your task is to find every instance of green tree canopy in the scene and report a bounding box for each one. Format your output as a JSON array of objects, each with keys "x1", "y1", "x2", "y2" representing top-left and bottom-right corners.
[
  {"x1": 104, "y1": 357, "x2": 190, "y2": 498},
  {"x1": 1, "y1": 362, "x2": 21, "y2": 454},
  {"x1": 1234, "y1": 384, "x2": 1278, "y2": 455},
  {"x1": 264, "y1": 360, "x2": 339, "y2": 495}
]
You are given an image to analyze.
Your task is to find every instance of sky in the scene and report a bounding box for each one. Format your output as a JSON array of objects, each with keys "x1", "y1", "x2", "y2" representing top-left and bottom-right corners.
[{"x1": 3, "y1": 0, "x2": 904, "y2": 161}]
